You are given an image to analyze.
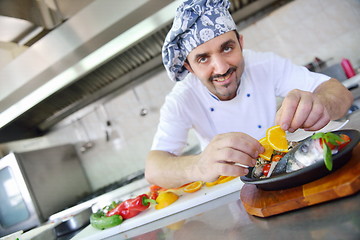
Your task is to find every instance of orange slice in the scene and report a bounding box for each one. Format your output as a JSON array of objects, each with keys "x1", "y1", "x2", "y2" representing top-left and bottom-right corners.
[
  {"x1": 183, "y1": 181, "x2": 203, "y2": 193},
  {"x1": 258, "y1": 137, "x2": 273, "y2": 160},
  {"x1": 160, "y1": 188, "x2": 184, "y2": 196},
  {"x1": 205, "y1": 179, "x2": 219, "y2": 187},
  {"x1": 217, "y1": 176, "x2": 236, "y2": 184},
  {"x1": 266, "y1": 125, "x2": 289, "y2": 152},
  {"x1": 205, "y1": 176, "x2": 236, "y2": 187}
]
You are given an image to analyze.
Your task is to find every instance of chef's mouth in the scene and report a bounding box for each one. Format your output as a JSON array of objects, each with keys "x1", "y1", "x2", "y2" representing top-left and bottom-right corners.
[{"x1": 210, "y1": 67, "x2": 237, "y2": 82}]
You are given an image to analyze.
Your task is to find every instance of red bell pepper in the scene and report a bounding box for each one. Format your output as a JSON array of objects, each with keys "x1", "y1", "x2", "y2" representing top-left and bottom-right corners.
[{"x1": 106, "y1": 194, "x2": 156, "y2": 219}]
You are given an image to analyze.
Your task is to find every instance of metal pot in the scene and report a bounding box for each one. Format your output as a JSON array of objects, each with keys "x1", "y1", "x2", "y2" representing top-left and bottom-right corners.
[{"x1": 54, "y1": 208, "x2": 92, "y2": 237}]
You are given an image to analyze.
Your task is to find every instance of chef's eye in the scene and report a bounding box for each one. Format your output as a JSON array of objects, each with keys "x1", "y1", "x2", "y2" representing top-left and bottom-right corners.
[
  {"x1": 198, "y1": 57, "x2": 208, "y2": 64},
  {"x1": 223, "y1": 46, "x2": 232, "y2": 53}
]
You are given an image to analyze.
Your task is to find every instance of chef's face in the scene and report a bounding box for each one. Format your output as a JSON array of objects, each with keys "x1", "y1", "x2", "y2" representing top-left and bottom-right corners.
[{"x1": 184, "y1": 31, "x2": 244, "y2": 101}]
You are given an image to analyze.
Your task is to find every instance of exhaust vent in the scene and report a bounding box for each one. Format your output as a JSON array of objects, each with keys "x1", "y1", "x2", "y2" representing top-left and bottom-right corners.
[{"x1": 0, "y1": 0, "x2": 290, "y2": 143}]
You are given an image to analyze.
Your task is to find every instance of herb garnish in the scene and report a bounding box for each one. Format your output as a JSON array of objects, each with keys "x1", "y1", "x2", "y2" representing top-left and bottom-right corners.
[{"x1": 311, "y1": 132, "x2": 344, "y2": 171}]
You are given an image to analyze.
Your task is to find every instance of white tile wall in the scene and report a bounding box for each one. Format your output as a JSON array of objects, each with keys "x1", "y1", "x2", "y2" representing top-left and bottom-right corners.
[
  {"x1": 2, "y1": 0, "x2": 360, "y2": 190},
  {"x1": 241, "y1": 0, "x2": 360, "y2": 67}
]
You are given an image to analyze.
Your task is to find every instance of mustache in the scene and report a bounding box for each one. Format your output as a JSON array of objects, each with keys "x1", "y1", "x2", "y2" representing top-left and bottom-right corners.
[{"x1": 209, "y1": 67, "x2": 237, "y2": 81}]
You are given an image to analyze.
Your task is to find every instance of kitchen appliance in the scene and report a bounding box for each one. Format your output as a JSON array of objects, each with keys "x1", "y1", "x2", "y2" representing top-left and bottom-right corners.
[{"x1": 0, "y1": 144, "x2": 91, "y2": 237}]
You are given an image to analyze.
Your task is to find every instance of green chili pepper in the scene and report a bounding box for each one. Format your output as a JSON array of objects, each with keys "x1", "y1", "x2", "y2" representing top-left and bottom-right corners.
[{"x1": 90, "y1": 211, "x2": 123, "y2": 230}]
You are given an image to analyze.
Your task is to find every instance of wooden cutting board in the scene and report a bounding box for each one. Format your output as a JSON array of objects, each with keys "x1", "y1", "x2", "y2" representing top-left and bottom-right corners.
[{"x1": 240, "y1": 143, "x2": 360, "y2": 218}]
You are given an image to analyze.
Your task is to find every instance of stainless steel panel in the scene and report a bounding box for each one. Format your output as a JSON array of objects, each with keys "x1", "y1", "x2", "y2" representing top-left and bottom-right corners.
[
  {"x1": 15, "y1": 144, "x2": 91, "y2": 220},
  {"x1": 0, "y1": 0, "x2": 290, "y2": 142}
]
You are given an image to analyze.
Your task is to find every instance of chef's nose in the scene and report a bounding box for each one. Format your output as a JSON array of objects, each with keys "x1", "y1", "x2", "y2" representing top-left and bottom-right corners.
[{"x1": 211, "y1": 55, "x2": 229, "y2": 75}]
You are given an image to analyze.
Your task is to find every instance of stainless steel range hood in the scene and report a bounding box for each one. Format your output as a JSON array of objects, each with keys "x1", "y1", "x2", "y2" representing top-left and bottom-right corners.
[{"x1": 0, "y1": 0, "x2": 288, "y2": 143}]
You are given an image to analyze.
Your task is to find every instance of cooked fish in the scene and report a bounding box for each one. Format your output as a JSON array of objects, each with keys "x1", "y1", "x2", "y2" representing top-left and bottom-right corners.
[{"x1": 271, "y1": 138, "x2": 338, "y2": 176}]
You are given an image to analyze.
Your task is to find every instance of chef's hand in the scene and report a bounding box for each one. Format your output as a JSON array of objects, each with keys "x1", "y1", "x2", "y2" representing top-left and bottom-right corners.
[
  {"x1": 276, "y1": 89, "x2": 331, "y2": 133},
  {"x1": 193, "y1": 132, "x2": 263, "y2": 182}
]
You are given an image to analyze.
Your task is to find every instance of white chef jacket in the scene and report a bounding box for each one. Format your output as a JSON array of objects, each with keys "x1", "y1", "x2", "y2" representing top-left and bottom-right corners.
[{"x1": 151, "y1": 50, "x2": 330, "y2": 155}]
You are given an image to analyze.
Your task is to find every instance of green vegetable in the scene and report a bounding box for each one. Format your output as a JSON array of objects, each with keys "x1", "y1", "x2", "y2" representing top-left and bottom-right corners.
[
  {"x1": 312, "y1": 132, "x2": 344, "y2": 145},
  {"x1": 311, "y1": 132, "x2": 344, "y2": 171},
  {"x1": 104, "y1": 201, "x2": 121, "y2": 211},
  {"x1": 322, "y1": 141, "x2": 332, "y2": 171},
  {"x1": 90, "y1": 211, "x2": 123, "y2": 230}
]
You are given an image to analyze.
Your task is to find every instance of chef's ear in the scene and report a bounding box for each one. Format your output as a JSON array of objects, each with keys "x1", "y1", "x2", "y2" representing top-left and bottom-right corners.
[
  {"x1": 238, "y1": 32, "x2": 244, "y2": 50},
  {"x1": 184, "y1": 60, "x2": 194, "y2": 73}
]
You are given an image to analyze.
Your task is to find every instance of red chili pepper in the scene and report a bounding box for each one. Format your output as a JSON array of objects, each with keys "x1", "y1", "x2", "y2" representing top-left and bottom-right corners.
[
  {"x1": 149, "y1": 185, "x2": 163, "y2": 192},
  {"x1": 106, "y1": 194, "x2": 156, "y2": 219},
  {"x1": 337, "y1": 134, "x2": 351, "y2": 151},
  {"x1": 262, "y1": 163, "x2": 271, "y2": 177},
  {"x1": 319, "y1": 134, "x2": 351, "y2": 151},
  {"x1": 148, "y1": 185, "x2": 163, "y2": 200}
]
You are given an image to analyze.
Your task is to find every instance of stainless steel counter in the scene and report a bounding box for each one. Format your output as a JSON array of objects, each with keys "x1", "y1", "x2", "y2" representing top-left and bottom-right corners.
[
  {"x1": 72, "y1": 111, "x2": 360, "y2": 240},
  {"x1": 117, "y1": 191, "x2": 360, "y2": 240}
]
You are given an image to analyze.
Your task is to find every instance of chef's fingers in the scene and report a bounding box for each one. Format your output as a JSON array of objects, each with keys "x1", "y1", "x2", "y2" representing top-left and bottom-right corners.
[
  {"x1": 276, "y1": 91, "x2": 300, "y2": 132},
  {"x1": 302, "y1": 101, "x2": 330, "y2": 130},
  {"x1": 303, "y1": 111, "x2": 330, "y2": 131},
  {"x1": 215, "y1": 161, "x2": 250, "y2": 177},
  {"x1": 212, "y1": 147, "x2": 257, "y2": 167},
  {"x1": 288, "y1": 91, "x2": 315, "y2": 131},
  {"x1": 211, "y1": 132, "x2": 263, "y2": 159}
]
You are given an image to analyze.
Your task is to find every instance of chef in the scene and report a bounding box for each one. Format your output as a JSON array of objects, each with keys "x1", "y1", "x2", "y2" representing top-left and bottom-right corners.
[{"x1": 145, "y1": 0, "x2": 353, "y2": 188}]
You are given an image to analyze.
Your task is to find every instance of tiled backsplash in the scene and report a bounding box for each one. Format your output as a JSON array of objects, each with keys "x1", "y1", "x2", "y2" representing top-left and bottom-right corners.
[
  {"x1": 241, "y1": 0, "x2": 360, "y2": 68},
  {"x1": 2, "y1": 0, "x2": 359, "y2": 191}
]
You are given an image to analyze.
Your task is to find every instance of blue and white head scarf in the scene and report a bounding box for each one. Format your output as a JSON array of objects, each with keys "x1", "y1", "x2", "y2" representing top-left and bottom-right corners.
[{"x1": 162, "y1": 0, "x2": 237, "y2": 82}]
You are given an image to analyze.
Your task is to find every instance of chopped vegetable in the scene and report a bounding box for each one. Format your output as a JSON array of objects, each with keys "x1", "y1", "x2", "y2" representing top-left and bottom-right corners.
[
  {"x1": 311, "y1": 132, "x2": 351, "y2": 171},
  {"x1": 90, "y1": 211, "x2": 123, "y2": 230},
  {"x1": 262, "y1": 163, "x2": 271, "y2": 177},
  {"x1": 271, "y1": 155, "x2": 283, "y2": 162},
  {"x1": 106, "y1": 194, "x2": 156, "y2": 219},
  {"x1": 155, "y1": 191, "x2": 179, "y2": 210},
  {"x1": 148, "y1": 185, "x2": 162, "y2": 200},
  {"x1": 148, "y1": 190, "x2": 159, "y2": 200},
  {"x1": 337, "y1": 134, "x2": 351, "y2": 150}
]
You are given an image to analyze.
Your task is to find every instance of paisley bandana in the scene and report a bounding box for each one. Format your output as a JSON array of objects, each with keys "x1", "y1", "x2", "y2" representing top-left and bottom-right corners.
[{"x1": 162, "y1": 0, "x2": 237, "y2": 82}]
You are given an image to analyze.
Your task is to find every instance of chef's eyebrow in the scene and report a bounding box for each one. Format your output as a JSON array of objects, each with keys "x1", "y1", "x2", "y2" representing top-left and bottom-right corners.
[{"x1": 221, "y1": 39, "x2": 236, "y2": 50}]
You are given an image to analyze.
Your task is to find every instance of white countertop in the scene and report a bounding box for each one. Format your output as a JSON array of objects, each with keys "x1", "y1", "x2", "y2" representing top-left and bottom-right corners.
[{"x1": 72, "y1": 178, "x2": 244, "y2": 240}]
